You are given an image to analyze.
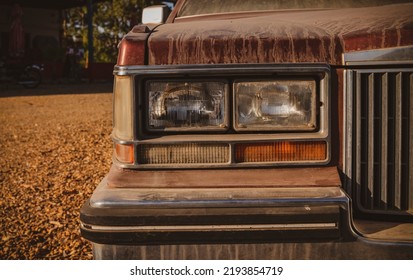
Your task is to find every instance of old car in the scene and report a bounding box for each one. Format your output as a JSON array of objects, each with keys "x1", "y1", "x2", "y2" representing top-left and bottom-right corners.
[{"x1": 80, "y1": 0, "x2": 413, "y2": 259}]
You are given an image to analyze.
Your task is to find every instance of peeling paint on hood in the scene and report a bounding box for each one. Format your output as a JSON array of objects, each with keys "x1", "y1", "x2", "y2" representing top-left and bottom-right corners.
[{"x1": 147, "y1": 3, "x2": 413, "y2": 65}]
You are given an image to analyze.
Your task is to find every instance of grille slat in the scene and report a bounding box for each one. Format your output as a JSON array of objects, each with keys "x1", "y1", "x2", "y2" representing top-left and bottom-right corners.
[
  {"x1": 346, "y1": 69, "x2": 413, "y2": 215},
  {"x1": 410, "y1": 74, "x2": 413, "y2": 209},
  {"x1": 367, "y1": 73, "x2": 375, "y2": 209},
  {"x1": 394, "y1": 73, "x2": 403, "y2": 209},
  {"x1": 380, "y1": 73, "x2": 389, "y2": 208}
]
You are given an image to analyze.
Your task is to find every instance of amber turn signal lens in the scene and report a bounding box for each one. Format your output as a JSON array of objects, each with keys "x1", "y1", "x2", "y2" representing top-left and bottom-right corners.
[
  {"x1": 235, "y1": 141, "x2": 327, "y2": 163},
  {"x1": 115, "y1": 143, "x2": 134, "y2": 164}
]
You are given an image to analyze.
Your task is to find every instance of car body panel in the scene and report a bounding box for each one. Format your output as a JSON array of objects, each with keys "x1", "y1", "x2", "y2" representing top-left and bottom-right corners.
[{"x1": 147, "y1": 4, "x2": 413, "y2": 65}]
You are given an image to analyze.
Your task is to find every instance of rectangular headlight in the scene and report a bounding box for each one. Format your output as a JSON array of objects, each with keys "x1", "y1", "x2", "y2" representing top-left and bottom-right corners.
[
  {"x1": 147, "y1": 81, "x2": 229, "y2": 131},
  {"x1": 234, "y1": 79, "x2": 317, "y2": 131}
]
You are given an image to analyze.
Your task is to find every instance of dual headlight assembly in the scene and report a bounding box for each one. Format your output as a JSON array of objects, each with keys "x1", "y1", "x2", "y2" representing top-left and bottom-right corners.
[
  {"x1": 146, "y1": 79, "x2": 316, "y2": 132},
  {"x1": 113, "y1": 67, "x2": 329, "y2": 167}
]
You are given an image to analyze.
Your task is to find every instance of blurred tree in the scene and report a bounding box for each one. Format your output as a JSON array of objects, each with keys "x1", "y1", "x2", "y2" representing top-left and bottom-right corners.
[{"x1": 64, "y1": 0, "x2": 162, "y2": 63}]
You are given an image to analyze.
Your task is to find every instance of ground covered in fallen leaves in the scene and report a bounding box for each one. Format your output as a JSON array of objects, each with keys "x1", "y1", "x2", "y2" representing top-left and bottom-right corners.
[{"x1": 0, "y1": 84, "x2": 113, "y2": 259}]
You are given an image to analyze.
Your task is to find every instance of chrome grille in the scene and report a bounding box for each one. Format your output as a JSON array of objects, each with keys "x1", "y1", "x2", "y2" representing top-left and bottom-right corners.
[{"x1": 345, "y1": 68, "x2": 413, "y2": 215}]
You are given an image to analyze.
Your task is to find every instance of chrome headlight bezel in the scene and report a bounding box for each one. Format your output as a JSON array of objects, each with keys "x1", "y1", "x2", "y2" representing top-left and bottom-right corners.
[{"x1": 112, "y1": 64, "x2": 330, "y2": 169}]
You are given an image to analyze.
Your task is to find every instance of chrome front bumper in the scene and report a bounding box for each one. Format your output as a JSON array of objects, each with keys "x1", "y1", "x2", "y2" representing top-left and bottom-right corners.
[{"x1": 80, "y1": 166, "x2": 413, "y2": 259}]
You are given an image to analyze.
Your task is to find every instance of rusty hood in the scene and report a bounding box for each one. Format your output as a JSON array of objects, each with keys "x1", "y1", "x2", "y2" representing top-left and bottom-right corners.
[{"x1": 147, "y1": 3, "x2": 413, "y2": 65}]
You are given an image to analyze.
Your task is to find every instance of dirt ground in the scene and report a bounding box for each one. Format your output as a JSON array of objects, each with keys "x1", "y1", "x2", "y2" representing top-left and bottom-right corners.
[{"x1": 0, "y1": 83, "x2": 113, "y2": 259}]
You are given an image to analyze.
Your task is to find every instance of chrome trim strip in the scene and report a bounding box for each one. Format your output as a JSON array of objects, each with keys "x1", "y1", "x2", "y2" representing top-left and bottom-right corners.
[
  {"x1": 114, "y1": 63, "x2": 331, "y2": 76},
  {"x1": 92, "y1": 195, "x2": 346, "y2": 209},
  {"x1": 343, "y1": 45, "x2": 413, "y2": 65},
  {"x1": 90, "y1": 177, "x2": 348, "y2": 209},
  {"x1": 82, "y1": 222, "x2": 338, "y2": 232},
  {"x1": 343, "y1": 70, "x2": 353, "y2": 196}
]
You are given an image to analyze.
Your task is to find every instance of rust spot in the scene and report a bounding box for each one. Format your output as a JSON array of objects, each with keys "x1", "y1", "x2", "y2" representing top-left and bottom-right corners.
[
  {"x1": 343, "y1": 30, "x2": 384, "y2": 52},
  {"x1": 400, "y1": 24, "x2": 413, "y2": 46}
]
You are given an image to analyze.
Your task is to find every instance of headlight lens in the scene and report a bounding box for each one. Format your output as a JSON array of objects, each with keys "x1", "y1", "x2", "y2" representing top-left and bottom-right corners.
[
  {"x1": 147, "y1": 81, "x2": 228, "y2": 131},
  {"x1": 234, "y1": 80, "x2": 317, "y2": 131}
]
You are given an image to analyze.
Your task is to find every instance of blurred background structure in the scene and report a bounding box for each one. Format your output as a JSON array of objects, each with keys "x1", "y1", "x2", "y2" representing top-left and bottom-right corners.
[{"x1": 0, "y1": 0, "x2": 165, "y2": 82}]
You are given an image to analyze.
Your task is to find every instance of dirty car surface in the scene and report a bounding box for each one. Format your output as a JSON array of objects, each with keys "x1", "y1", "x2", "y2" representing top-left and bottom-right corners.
[{"x1": 80, "y1": 0, "x2": 413, "y2": 259}]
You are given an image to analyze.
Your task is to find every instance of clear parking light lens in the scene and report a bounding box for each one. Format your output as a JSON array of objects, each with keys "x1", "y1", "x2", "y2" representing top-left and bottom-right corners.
[
  {"x1": 234, "y1": 80, "x2": 317, "y2": 131},
  {"x1": 113, "y1": 76, "x2": 133, "y2": 140},
  {"x1": 137, "y1": 143, "x2": 229, "y2": 165},
  {"x1": 147, "y1": 81, "x2": 228, "y2": 131}
]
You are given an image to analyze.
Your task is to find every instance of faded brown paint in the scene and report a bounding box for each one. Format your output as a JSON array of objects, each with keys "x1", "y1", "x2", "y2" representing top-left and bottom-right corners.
[
  {"x1": 117, "y1": 24, "x2": 158, "y2": 66},
  {"x1": 117, "y1": 37, "x2": 146, "y2": 66},
  {"x1": 107, "y1": 165, "x2": 341, "y2": 189},
  {"x1": 147, "y1": 3, "x2": 413, "y2": 65}
]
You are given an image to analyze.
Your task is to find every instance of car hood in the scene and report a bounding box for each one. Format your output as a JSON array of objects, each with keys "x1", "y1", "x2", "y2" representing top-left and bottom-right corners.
[{"x1": 147, "y1": 3, "x2": 413, "y2": 65}]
